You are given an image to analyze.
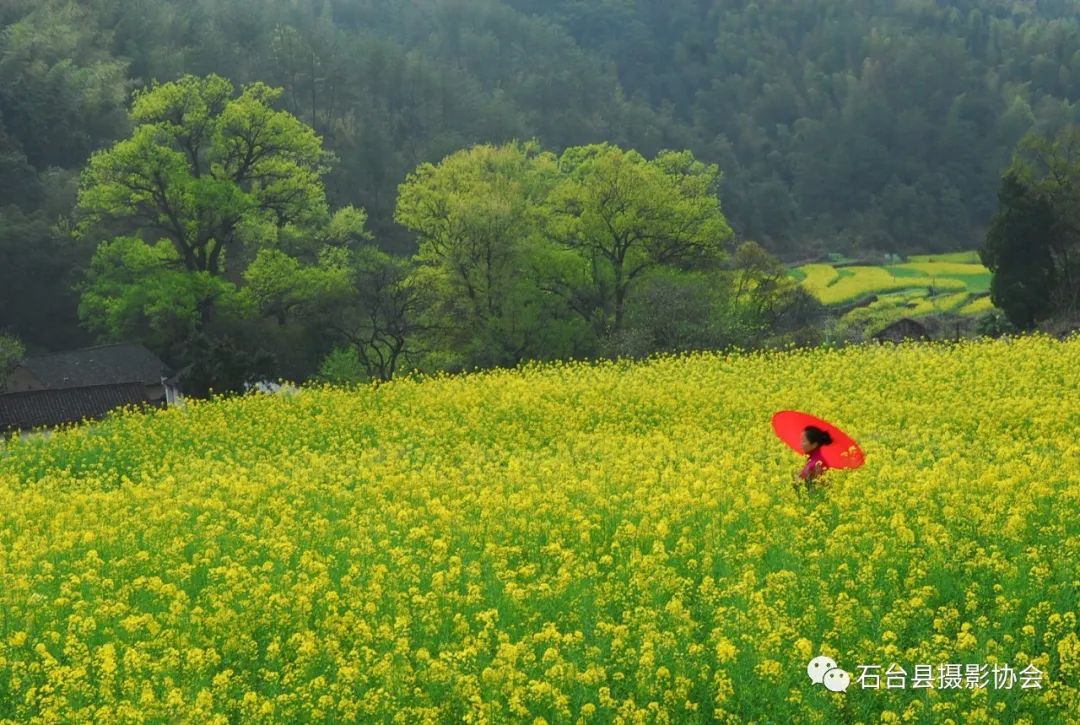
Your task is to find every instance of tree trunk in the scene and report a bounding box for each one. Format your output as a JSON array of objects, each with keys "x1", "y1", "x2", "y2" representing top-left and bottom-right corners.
[
  {"x1": 197, "y1": 297, "x2": 215, "y2": 328},
  {"x1": 613, "y1": 264, "x2": 625, "y2": 332}
]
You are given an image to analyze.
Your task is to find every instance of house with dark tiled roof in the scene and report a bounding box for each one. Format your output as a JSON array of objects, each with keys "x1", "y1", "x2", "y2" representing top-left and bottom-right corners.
[
  {"x1": 0, "y1": 343, "x2": 180, "y2": 435},
  {"x1": 871, "y1": 317, "x2": 931, "y2": 344}
]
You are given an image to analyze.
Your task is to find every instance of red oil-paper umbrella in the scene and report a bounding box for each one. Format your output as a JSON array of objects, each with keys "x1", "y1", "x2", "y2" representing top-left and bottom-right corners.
[{"x1": 771, "y1": 410, "x2": 865, "y2": 470}]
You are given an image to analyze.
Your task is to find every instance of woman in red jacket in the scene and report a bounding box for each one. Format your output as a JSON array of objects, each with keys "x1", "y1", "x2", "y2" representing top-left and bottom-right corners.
[{"x1": 792, "y1": 425, "x2": 833, "y2": 494}]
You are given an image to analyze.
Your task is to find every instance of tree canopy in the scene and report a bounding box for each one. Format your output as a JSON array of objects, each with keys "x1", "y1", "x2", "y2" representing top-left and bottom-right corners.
[
  {"x1": 982, "y1": 126, "x2": 1080, "y2": 328},
  {"x1": 71, "y1": 74, "x2": 368, "y2": 387}
]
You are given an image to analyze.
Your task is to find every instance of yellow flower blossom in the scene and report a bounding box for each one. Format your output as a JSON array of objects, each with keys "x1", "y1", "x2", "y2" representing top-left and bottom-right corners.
[{"x1": 0, "y1": 334, "x2": 1075, "y2": 720}]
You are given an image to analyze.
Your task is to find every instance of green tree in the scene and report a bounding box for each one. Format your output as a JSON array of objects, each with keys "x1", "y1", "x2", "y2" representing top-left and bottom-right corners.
[
  {"x1": 980, "y1": 169, "x2": 1057, "y2": 330},
  {"x1": 240, "y1": 205, "x2": 370, "y2": 329},
  {"x1": 395, "y1": 141, "x2": 577, "y2": 369},
  {"x1": 77, "y1": 236, "x2": 249, "y2": 354},
  {"x1": 727, "y1": 240, "x2": 803, "y2": 337},
  {"x1": 77, "y1": 74, "x2": 331, "y2": 280},
  {"x1": 612, "y1": 267, "x2": 733, "y2": 358},
  {"x1": 0, "y1": 1, "x2": 130, "y2": 169},
  {"x1": 320, "y1": 246, "x2": 434, "y2": 382},
  {"x1": 1007, "y1": 126, "x2": 1080, "y2": 319},
  {"x1": 178, "y1": 332, "x2": 277, "y2": 398},
  {"x1": 73, "y1": 74, "x2": 362, "y2": 386},
  {"x1": 544, "y1": 143, "x2": 732, "y2": 336},
  {"x1": 0, "y1": 202, "x2": 91, "y2": 350},
  {"x1": 0, "y1": 334, "x2": 25, "y2": 388}
]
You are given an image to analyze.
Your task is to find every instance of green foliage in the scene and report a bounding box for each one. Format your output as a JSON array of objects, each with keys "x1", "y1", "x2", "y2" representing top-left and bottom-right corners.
[
  {"x1": 396, "y1": 140, "x2": 735, "y2": 366},
  {"x1": 615, "y1": 268, "x2": 735, "y2": 357},
  {"x1": 242, "y1": 247, "x2": 353, "y2": 325},
  {"x1": 0, "y1": 334, "x2": 25, "y2": 387},
  {"x1": 396, "y1": 141, "x2": 579, "y2": 369},
  {"x1": 1003, "y1": 126, "x2": 1080, "y2": 319},
  {"x1": 546, "y1": 143, "x2": 732, "y2": 334},
  {"x1": 68, "y1": 74, "x2": 371, "y2": 391},
  {"x1": 0, "y1": 2, "x2": 130, "y2": 168},
  {"x1": 396, "y1": 140, "x2": 558, "y2": 321},
  {"x1": 981, "y1": 170, "x2": 1058, "y2": 329},
  {"x1": 0, "y1": 202, "x2": 91, "y2": 350},
  {"x1": 316, "y1": 346, "x2": 368, "y2": 385},
  {"x1": 76, "y1": 236, "x2": 248, "y2": 357},
  {"x1": 76, "y1": 74, "x2": 332, "y2": 275},
  {"x1": 324, "y1": 245, "x2": 434, "y2": 382},
  {"x1": 6, "y1": 0, "x2": 1080, "y2": 380},
  {"x1": 727, "y1": 240, "x2": 802, "y2": 334},
  {"x1": 975, "y1": 309, "x2": 1019, "y2": 338},
  {"x1": 178, "y1": 332, "x2": 277, "y2": 397},
  {"x1": 14, "y1": 0, "x2": 1080, "y2": 259}
]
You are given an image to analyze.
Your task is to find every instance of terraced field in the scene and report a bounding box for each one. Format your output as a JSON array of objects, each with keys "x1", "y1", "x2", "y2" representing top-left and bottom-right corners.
[{"x1": 791, "y1": 251, "x2": 996, "y2": 335}]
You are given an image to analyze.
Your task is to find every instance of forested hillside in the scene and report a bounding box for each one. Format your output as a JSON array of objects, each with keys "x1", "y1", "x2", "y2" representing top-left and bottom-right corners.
[
  {"x1": 2, "y1": 0, "x2": 1079, "y2": 357},
  {"x1": 511, "y1": 0, "x2": 1080, "y2": 251}
]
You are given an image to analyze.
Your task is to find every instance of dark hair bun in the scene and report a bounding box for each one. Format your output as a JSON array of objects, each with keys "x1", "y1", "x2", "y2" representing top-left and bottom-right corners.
[{"x1": 804, "y1": 425, "x2": 833, "y2": 446}]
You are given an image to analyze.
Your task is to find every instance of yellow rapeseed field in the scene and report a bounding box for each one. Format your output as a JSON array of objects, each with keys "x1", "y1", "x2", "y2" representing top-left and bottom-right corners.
[
  {"x1": 960, "y1": 297, "x2": 996, "y2": 316},
  {"x1": 799, "y1": 264, "x2": 840, "y2": 296},
  {"x1": 1, "y1": 335, "x2": 1079, "y2": 723},
  {"x1": 800, "y1": 266, "x2": 967, "y2": 306}
]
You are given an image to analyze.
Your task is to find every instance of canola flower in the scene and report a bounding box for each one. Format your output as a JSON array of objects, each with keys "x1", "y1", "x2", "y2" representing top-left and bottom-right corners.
[
  {"x1": 959, "y1": 297, "x2": 996, "y2": 316},
  {"x1": 909, "y1": 292, "x2": 971, "y2": 316},
  {"x1": 0, "y1": 335, "x2": 1079, "y2": 722}
]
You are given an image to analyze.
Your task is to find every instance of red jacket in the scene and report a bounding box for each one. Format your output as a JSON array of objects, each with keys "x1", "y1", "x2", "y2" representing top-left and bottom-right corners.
[{"x1": 799, "y1": 447, "x2": 828, "y2": 480}]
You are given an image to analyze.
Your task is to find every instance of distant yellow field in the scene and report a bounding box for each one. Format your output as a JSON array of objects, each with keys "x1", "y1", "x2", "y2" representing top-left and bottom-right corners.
[
  {"x1": 791, "y1": 252, "x2": 996, "y2": 327},
  {"x1": 798, "y1": 263, "x2": 840, "y2": 295},
  {"x1": 960, "y1": 296, "x2": 995, "y2": 315},
  {"x1": 807, "y1": 266, "x2": 966, "y2": 305},
  {"x1": 909, "y1": 291, "x2": 970, "y2": 315},
  {"x1": 1, "y1": 335, "x2": 1078, "y2": 721}
]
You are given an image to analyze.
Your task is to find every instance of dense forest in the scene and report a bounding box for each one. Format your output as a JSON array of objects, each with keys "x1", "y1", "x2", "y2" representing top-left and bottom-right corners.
[{"x1": 2, "y1": 0, "x2": 1080, "y2": 381}]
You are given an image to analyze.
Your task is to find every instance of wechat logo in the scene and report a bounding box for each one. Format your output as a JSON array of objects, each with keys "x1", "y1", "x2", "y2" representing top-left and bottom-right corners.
[{"x1": 807, "y1": 655, "x2": 851, "y2": 693}]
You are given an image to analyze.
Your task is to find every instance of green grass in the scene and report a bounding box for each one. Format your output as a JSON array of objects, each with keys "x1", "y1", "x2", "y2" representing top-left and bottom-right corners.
[
  {"x1": 892, "y1": 262, "x2": 989, "y2": 276},
  {"x1": 907, "y1": 250, "x2": 982, "y2": 264},
  {"x1": 950, "y1": 273, "x2": 992, "y2": 294},
  {"x1": 882, "y1": 266, "x2": 927, "y2": 278}
]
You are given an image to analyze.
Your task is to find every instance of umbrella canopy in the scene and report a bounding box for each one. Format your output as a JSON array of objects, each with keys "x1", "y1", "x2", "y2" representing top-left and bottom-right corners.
[{"x1": 771, "y1": 410, "x2": 865, "y2": 470}]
